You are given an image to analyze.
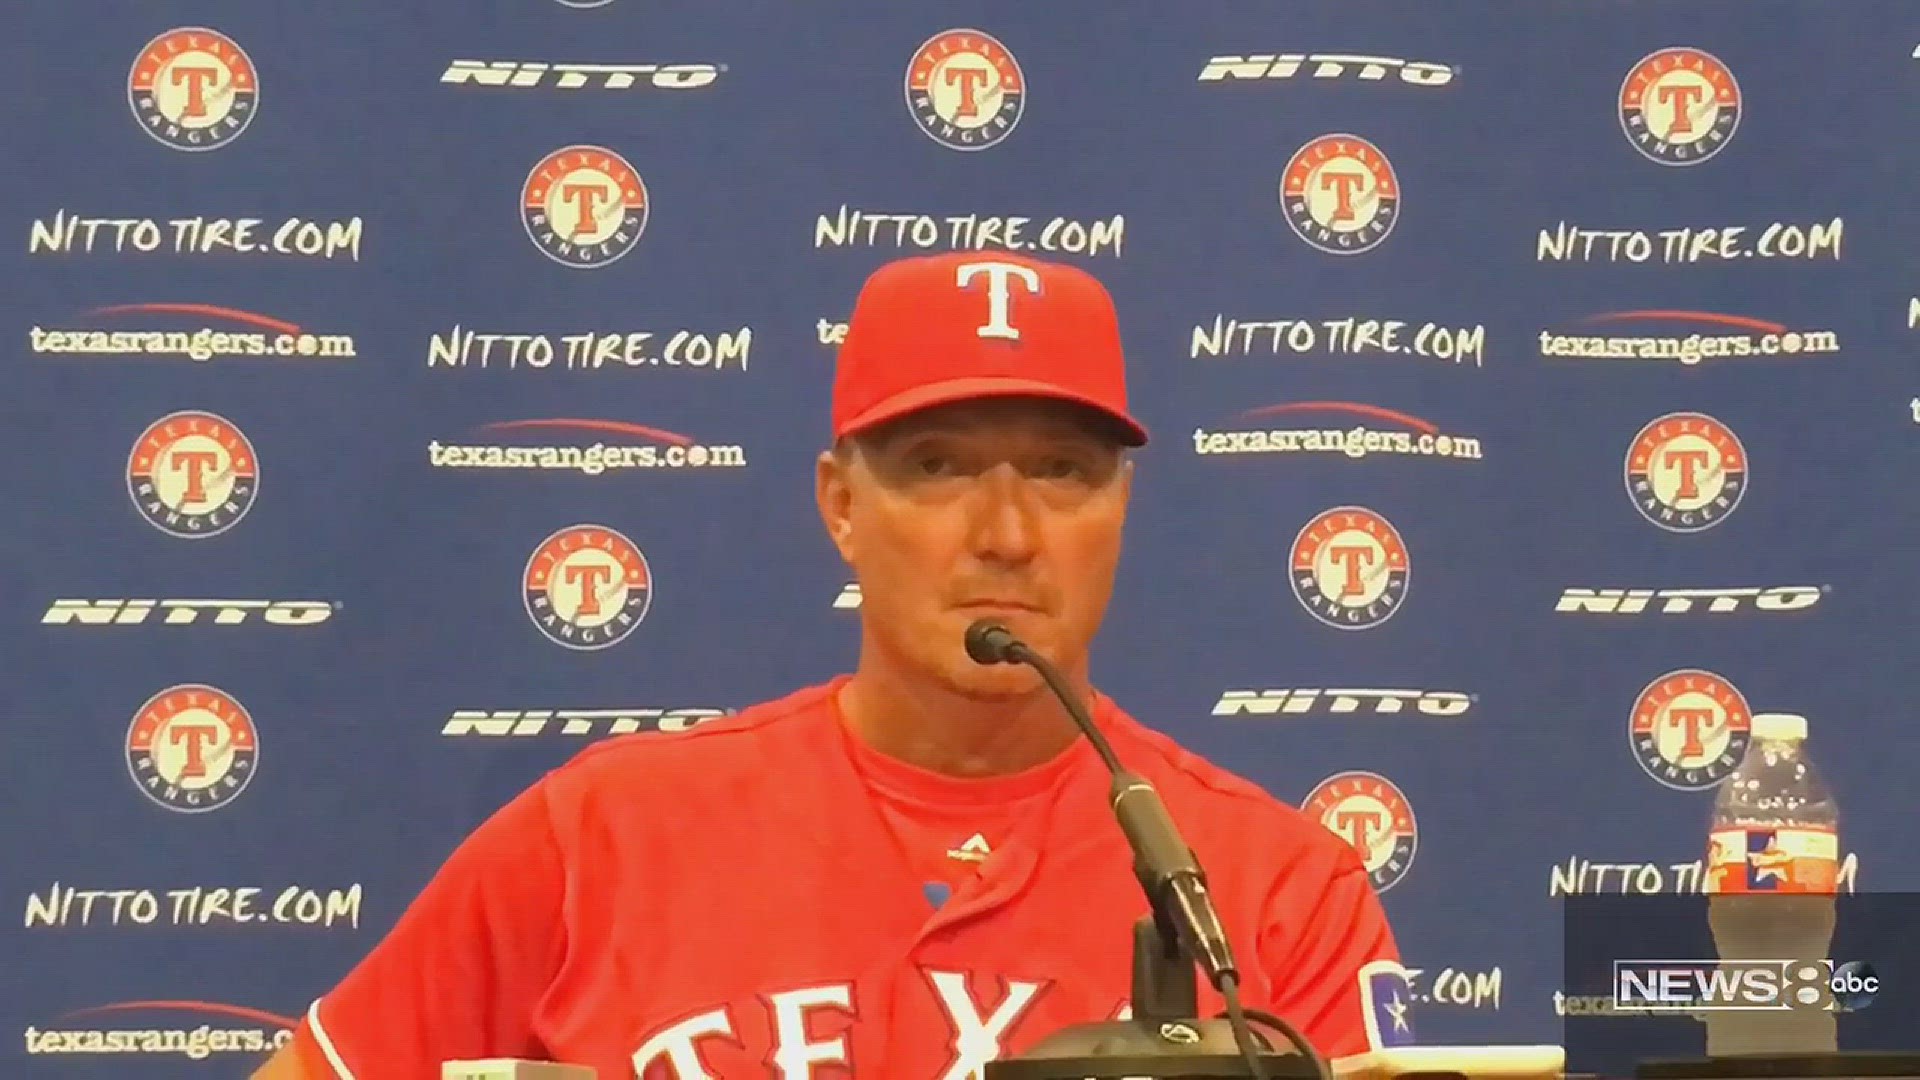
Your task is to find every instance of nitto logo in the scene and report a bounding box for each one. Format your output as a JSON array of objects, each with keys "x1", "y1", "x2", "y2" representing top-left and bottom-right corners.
[
  {"x1": 1198, "y1": 54, "x2": 1455, "y2": 86},
  {"x1": 43, "y1": 600, "x2": 337, "y2": 626},
  {"x1": 440, "y1": 61, "x2": 724, "y2": 90},
  {"x1": 442, "y1": 708, "x2": 732, "y2": 737},
  {"x1": 1556, "y1": 586, "x2": 1826, "y2": 615},
  {"x1": 1214, "y1": 689, "x2": 1473, "y2": 717}
]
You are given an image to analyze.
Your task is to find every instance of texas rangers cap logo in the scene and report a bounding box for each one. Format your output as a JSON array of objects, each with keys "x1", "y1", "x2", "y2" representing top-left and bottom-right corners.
[
  {"x1": 905, "y1": 29, "x2": 1026, "y2": 151},
  {"x1": 1281, "y1": 134, "x2": 1399, "y2": 254},
  {"x1": 524, "y1": 524, "x2": 654, "y2": 649},
  {"x1": 127, "y1": 28, "x2": 258, "y2": 152},
  {"x1": 1629, "y1": 668, "x2": 1753, "y2": 790},
  {"x1": 521, "y1": 146, "x2": 650, "y2": 268},
  {"x1": 1290, "y1": 506, "x2": 1408, "y2": 630},
  {"x1": 1305, "y1": 772, "x2": 1418, "y2": 892},
  {"x1": 126, "y1": 684, "x2": 259, "y2": 813},
  {"x1": 1624, "y1": 411, "x2": 1747, "y2": 532},
  {"x1": 126, "y1": 410, "x2": 259, "y2": 539},
  {"x1": 1619, "y1": 48, "x2": 1741, "y2": 166}
]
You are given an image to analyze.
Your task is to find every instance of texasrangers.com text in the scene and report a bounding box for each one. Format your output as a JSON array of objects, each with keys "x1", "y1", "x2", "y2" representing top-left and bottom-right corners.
[
  {"x1": 24, "y1": 1025, "x2": 292, "y2": 1060},
  {"x1": 428, "y1": 441, "x2": 747, "y2": 474},
  {"x1": 1554, "y1": 993, "x2": 1640, "y2": 1016},
  {"x1": 29, "y1": 326, "x2": 356, "y2": 361},
  {"x1": 1190, "y1": 426, "x2": 1483, "y2": 461},
  {"x1": 1539, "y1": 328, "x2": 1839, "y2": 364}
]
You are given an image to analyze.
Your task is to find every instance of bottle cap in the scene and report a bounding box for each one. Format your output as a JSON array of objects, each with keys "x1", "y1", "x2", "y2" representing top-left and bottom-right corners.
[{"x1": 1750, "y1": 712, "x2": 1808, "y2": 741}]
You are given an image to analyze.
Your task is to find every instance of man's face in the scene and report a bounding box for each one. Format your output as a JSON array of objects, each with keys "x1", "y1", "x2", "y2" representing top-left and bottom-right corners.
[{"x1": 817, "y1": 396, "x2": 1133, "y2": 699}]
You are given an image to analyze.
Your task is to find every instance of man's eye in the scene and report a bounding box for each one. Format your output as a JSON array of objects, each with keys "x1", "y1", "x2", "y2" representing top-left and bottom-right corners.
[
  {"x1": 914, "y1": 455, "x2": 955, "y2": 476},
  {"x1": 1035, "y1": 458, "x2": 1087, "y2": 480}
]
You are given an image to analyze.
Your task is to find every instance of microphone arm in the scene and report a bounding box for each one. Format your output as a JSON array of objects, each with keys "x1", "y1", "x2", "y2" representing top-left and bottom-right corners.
[
  {"x1": 964, "y1": 619, "x2": 1241, "y2": 989},
  {"x1": 965, "y1": 620, "x2": 1337, "y2": 1080}
]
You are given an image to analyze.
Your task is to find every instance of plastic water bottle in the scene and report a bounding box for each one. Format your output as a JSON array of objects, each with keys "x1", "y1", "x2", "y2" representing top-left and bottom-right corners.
[{"x1": 1703, "y1": 712, "x2": 1839, "y2": 1055}]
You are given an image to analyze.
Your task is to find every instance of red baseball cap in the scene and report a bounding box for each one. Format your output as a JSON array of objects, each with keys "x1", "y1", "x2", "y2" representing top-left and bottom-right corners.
[{"x1": 831, "y1": 251, "x2": 1148, "y2": 446}]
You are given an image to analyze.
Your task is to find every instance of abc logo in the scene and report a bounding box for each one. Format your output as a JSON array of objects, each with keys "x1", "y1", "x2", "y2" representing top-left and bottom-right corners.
[
  {"x1": 1831, "y1": 960, "x2": 1879, "y2": 1012},
  {"x1": 1781, "y1": 959, "x2": 1879, "y2": 1012}
]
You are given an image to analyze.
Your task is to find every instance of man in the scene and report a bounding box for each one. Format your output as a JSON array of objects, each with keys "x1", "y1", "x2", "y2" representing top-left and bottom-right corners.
[{"x1": 255, "y1": 251, "x2": 1405, "y2": 1079}]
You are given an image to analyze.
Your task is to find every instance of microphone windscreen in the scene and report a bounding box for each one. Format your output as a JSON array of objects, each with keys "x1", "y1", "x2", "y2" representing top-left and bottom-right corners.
[{"x1": 963, "y1": 619, "x2": 1014, "y2": 664}]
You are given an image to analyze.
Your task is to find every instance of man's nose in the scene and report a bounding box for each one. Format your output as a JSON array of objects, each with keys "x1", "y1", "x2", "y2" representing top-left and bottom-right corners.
[{"x1": 967, "y1": 462, "x2": 1039, "y2": 566}]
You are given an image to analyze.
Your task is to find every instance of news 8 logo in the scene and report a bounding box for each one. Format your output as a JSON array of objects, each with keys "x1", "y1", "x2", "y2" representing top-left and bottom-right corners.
[{"x1": 1612, "y1": 959, "x2": 1880, "y2": 1013}]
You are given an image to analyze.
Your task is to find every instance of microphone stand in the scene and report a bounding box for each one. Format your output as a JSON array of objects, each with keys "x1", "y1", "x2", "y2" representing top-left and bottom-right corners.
[
  {"x1": 1134, "y1": 901, "x2": 1199, "y2": 1024},
  {"x1": 984, "y1": 885, "x2": 1321, "y2": 1078},
  {"x1": 985, "y1": 909, "x2": 1319, "y2": 1079},
  {"x1": 967, "y1": 621, "x2": 1327, "y2": 1080}
]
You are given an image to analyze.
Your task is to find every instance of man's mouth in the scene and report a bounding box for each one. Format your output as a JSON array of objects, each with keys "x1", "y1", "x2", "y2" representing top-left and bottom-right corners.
[{"x1": 955, "y1": 600, "x2": 1043, "y2": 615}]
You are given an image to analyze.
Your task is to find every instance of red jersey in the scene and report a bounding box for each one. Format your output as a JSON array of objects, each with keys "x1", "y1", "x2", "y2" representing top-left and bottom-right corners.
[{"x1": 292, "y1": 677, "x2": 1406, "y2": 1078}]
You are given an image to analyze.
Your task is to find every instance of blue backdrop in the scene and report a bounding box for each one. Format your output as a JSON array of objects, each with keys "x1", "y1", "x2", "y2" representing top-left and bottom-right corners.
[{"x1": 4, "y1": 1, "x2": 1913, "y2": 1075}]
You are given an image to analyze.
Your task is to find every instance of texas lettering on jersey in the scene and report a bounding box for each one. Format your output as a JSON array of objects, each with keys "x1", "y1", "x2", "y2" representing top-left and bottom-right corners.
[{"x1": 630, "y1": 968, "x2": 1124, "y2": 1078}]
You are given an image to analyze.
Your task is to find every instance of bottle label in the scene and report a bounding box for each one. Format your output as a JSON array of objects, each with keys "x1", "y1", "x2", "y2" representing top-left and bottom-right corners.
[{"x1": 1707, "y1": 826, "x2": 1838, "y2": 893}]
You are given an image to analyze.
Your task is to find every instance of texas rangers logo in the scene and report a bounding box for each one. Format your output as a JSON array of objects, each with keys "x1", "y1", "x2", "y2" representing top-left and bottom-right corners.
[
  {"x1": 905, "y1": 29, "x2": 1026, "y2": 151},
  {"x1": 127, "y1": 28, "x2": 258, "y2": 152},
  {"x1": 126, "y1": 411, "x2": 259, "y2": 539},
  {"x1": 1305, "y1": 772, "x2": 1418, "y2": 892},
  {"x1": 1290, "y1": 506, "x2": 1408, "y2": 630},
  {"x1": 125, "y1": 684, "x2": 259, "y2": 813},
  {"x1": 524, "y1": 524, "x2": 654, "y2": 649},
  {"x1": 1619, "y1": 48, "x2": 1741, "y2": 166},
  {"x1": 521, "y1": 146, "x2": 649, "y2": 268},
  {"x1": 1629, "y1": 668, "x2": 1753, "y2": 789},
  {"x1": 1281, "y1": 134, "x2": 1399, "y2": 254},
  {"x1": 1624, "y1": 412, "x2": 1747, "y2": 532}
]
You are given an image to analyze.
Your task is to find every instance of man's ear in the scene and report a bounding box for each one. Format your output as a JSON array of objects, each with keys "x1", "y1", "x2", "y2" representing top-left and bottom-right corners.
[{"x1": 816, "y1": 448, "x2": 856, "y2": 562}]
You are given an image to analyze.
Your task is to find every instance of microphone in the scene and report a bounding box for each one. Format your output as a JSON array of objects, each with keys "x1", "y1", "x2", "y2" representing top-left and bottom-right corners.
[
  {"x1": 964, "y1": 618, "x2": 1240, "y2": 989},
  {"x1": 962, "y1": 619, "x2": 1022, "y2": 665},
  {"x1": 965, "y1": 620, "x2": 1346, "y2": 1080}
]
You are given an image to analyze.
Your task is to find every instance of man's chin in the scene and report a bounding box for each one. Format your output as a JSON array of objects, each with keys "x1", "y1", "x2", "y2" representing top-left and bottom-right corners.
[{"x1": 946, "y1": 661, "x2": 1048, "y2": 702}]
